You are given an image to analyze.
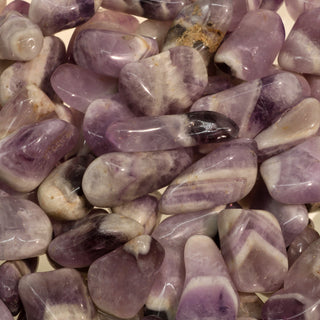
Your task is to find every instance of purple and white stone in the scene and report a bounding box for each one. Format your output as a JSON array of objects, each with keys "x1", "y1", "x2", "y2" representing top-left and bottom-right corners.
[
  {"x1": 218, "y1": 208, "x2": 288, "y2": 292},
  {"x1": 88, "y1": 235, "x2": 165, "y2": 319},
  {"x1": 119, "y1": 46, "x2": 208, "y2": 116},
  {"x1": 191, "y1": 72, "x2": 308, "y2": 138},
  {"x1": 176, "y1": 235, "x2": 239, "y2": 320},
  {"x1": 106, "y1": 111, "x2": 239, "y2": 152},
  {"x1": 0, "y1": 197, "x2": 52, "y2": 260},
  {"x1": 51, "y1": 63, "x2": 117, "y2": 113},
  {"x1": 238, "y1": 293, "x2": 264, "y2": 319},
  {"x1": 0, "y1": 118, "x2": 79, "y2": 193},
  {"x1": 73, "y1": 29, "x2": 158, "y2": 78},
  {"x1": 19, "y1": 268, "x2": 97, "y2": 320},
  {"x1": 28, "y1": 0, "x2": 101, "y2": 35},
  {"x1": 0, "y1": 300, "x2": 13, "y2": 320},
  {"x1": 37, "y1": 155, "x2": 94, "y2": 221},
  {"x1": 0, "y1": 36, "x2": 66, "y2": 105},
  {"x1": 278, "y1": 8, "x2": 320, "y2": 75},
  {"x1": 2, "y1": 0, "x2": 29, "y2": 16},
  {"x1": 284, "y1": 0, "x2": 320, "y2": 21},
  {"x1": 82, "y1": 148, "x2": 194, "y2": 207},
  {"x1": 260, "y1": 0, "x2": 283, "y2": 11},
  {"x1": 260, "y1": 136, "x2": 320, "y2": 204},
  {"x1": 159, "y1": 139, "x2": 257, "y2": 215},
  {"x1": 0, "y1": 11, "x2": 43, "y2": 61},
  {"x1": 215, "y1": 9, "x2": 285, "y2": 81}
]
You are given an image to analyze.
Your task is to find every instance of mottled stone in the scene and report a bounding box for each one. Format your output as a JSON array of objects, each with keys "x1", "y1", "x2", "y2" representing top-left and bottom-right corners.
[
  {"x1": 19, "y1": 268, "x2": 97, "y2": 320},
  {"x1": 176, "y1": 235, "x2": 239, "y2": 320},
  {"x1": 260, "y1": 0, "x2": 283, "y2": 10},
  {"x1": 191, "y1": 72, "x2": 308, "y2": 138},
  {"x1": 82, "y1": 148, "x2": 194, "y2": 207},
  {"x1": 285, "y1": 0, "x2": 320, "y2": 21},
  {"x1": 2, "y1": 0, "x2": 29, "y2": 16},
  {"x1": 261, "y1": 136, "x2": 320, "y2": 204},
  {"x1": 0, "y1": 197, "x2": 52, "y2": 260},
  {"x1": 215, "y1": 10, "x2": 285, "y2": 81},
  {"x1": 119, "y1": 46, "x2": 208, "y2": 116},
  {"x1": 238, "y1": 293, "x2": 263, "y2": 319},
  {"x1": 0, "y1": 118, "x2": 79, "y2": 193},
  {"x1": 218, "y1": 208, "x2": 288, "y2": 293},
  {"x1": 0, "y1": 300, "x2": 13, "y2": 320},
  {"x1": 88, "y1": 235, "x2": 164, "y2": 318}
]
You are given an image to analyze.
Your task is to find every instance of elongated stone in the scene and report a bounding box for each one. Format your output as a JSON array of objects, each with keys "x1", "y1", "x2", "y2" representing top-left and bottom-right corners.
[
  {"x1": 284, "y1": 0, "x2": 320, "y2": 21},
  {"x1": 159, "y1": 139, "x2": 257, "y2": 215},
  {"x1": 73, "y1": 29, "x2": 158, "y2": 78},
  {"x1": 0, "y1": 118, "x2": 79, "y2": 193},
  {"x1": 218, "y1": 208, "x2": 288, "y2": 292},
  {"x1": 176, "y1": 235, "x2": 238, "y2": 320},
  {"x1": 0, "y1": 11, "x2": 43, "y2": 61},
  {"x1": 119, "y1": 46, "x2": 208, "y2": 116},
  {"x1": 82, "y1": 148, "x2": 194, "y2": 207},
  {"x1": 215, "y1": 10, "x2": 285, "y2": 81},
  {"x1": 29, "y1": 0, "x2": 101, "y2": 35},
  {"x1": 260, "y1": 0, "x2": 283, "y2": 10},
  {"x1": 279, "y1": 8, "x2": 320, "y2": 75},
  {"x1": 88, "y1": 235, "x2": 164, "y2": 318},
  {"x1": 2, "y1": 0, "x2": 29, "y2": 16},
  {"x1": 19, "y1": 268, "x2": 97, "y2": 320},
  {"x1": 238, "y1": 293, "x2": 263, "y2": 319},
  {"x1": 0, "y1": 300, "x2": 13, "y2": 320},
  {"x1": 261, "y1": 136, "x2": 320, "y2": 204},
  {"x1": 146, "y1": 208, "x2": 221, "y2": 319},
  {"x1": 106, "y1": 111, "x2": 239, "y2": 152},
  {"x1": 0, "y1": 197, "x2": 52, "y2": 260},
  {"x1": 191, "y1": 72, "x2": 308, "y2": 138},
  {"x1": 0, "y1": 36, "x2": 66, "y2": 105}
]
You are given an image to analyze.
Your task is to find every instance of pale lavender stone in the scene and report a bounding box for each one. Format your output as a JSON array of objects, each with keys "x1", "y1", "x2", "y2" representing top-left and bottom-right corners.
[
  {"x1": 261, "y1": 136, "x2": 320, "y2": 204},
  {"x1": 51, "y1": 63, "x2": 117, "y2": 113},
  {"x1": 19, "y1": 268, "x2": 97, "y2": 320},
  {"x1": 0, "y1": 11, "x2": 43, "y2": 61},
  {"x1": 260, "y1": 0, "x2": 283, "y2": 10},
  {"x1": 82, "y1": 148, "x2": 194, "y2": 207},
  {"x1": 284, "y1": 0, "x2": 320, "y2": 21},
  {"x1": 73, "y1": 29, "x2": 158, "y2": 78},
  {"x1": 2, "y1": 0, "x2": 29, "y2": 16},
  {"x1": 215, "y1": 9, "x2": 285, "y2": 81},
  {"x1": 0, "y1": 197, "x2": 52, "y2": 260},
  {"x1": 119, "y1": 46, "x2": 208, "y2": 116},
  {"x1": 0, "y1": 118, "x2": 79, "y2": 193},
  {"x1": 0, "y1": 300, "x2": 13, "y2": 320},
  {"x1": 191, "y1": 72, "x2": 308, "y2": 138},
  {"x1": 159, "y1": 139, "x2": 257, "y2": 215},
  {"x1": 88, "y1": 235, "x2": 165, "y2": 319},
  {"x1": 218, "y1": 208, "x2": 288, "y2": 292},
  {"x1": 176, "y1": 235, "x2": 239, "y2": 320},
  {"x1": 238, "y1": 293, "x2": 263, "y2": 319},
  {"x1": 278, "y1": 8, "x2": 320, "y2": 75}
]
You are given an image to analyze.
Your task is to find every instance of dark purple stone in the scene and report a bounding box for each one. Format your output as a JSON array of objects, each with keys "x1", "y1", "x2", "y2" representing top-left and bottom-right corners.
[
  {"x1": 2, "y1": 0, "x2": 29, "y2": 16},
  {"x1": 0, "y1": 300, "x2": 14, "y2": 320}
]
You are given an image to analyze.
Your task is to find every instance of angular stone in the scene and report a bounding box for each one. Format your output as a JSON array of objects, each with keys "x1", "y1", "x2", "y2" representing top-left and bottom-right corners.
[
  {"x1": 176, "y1": 235, "x2": 239, "y2": 320},
  {"x1": 82, "y1": 148, "x2": 194, "y2": 207},
  {"x1": 260, "y1": 0, "x2": 283, "y2": 11},
  {"x1": 218, "y1": 208, "x2": 288, "y2": 292},
  {"x1": 0, "y1": 300, "x2": 14, "y2": 320},
  {"x1": 215, "y1": 10, "x2": 285, "y2": 81},
  {"x1": 260, "y1": 136, "x2": 320, "y2": 204},
  {"x1": 0, "y1": 197, "x2": 52, "y2": 260},
  {"x1": 106, "y1": 111, "x2": 239, "y2": 152},
  {"x1": 191, "y1": 72, "x2": 308, "y2": 138},
  {"x1": 73, "y1": 29, "x2": 158, "y2": 78},
  {"x1": 284, "y1": 0, "x2": 320, "y2": 21},
  {"x1": 2, "y1": 0, "x2": 29, "y2": 16},
  {"x1": 238, "y1": 293, "x2": 263, "y2": 319},
  {"x1": 88, "y1": 235, "x2": 165, "y2": 319},
  {"x1": 119, "y1": 46, "x2": 208, "y2": 116},
  {"x1": 159, "y1": 139, "x2": 257, "y2": 215},
  {"x1": 19, "y1": 268, "x2": 97, "y2": 320},
  {"x1": 0, "y1": 11, "x2": 43, "y2": 61}
]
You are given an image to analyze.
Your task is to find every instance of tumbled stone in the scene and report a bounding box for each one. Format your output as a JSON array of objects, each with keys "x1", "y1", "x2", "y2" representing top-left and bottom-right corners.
[
  {"x1": 2, "y1": 0, "x2": 29, "y2": 16},
  {"x1": 284, "y1": 0, "x2": 320, "y2": 21},
  {"x1": 176, "y1": 235, "x2": 239, "y2": 320},
  {"x1": 19, "y1": 268, "x2": 97, "y2": 320},
  {"x1": 238, "y1": 293, "x2": 263, "y2": 319},
  {"x1": 82, "y1": 148, "x2": 194, "y2": 207},
  {"x1": 88, "y1": 235, "x2": 164, "y2": 319},
  {"x1": 218, "y1": 208, "x2": 288, "y2": 292},
  {"x1": 202, "y1": 74, "x2": 233, "y2": 96},
  {"x1": 0, "y1": 197, "x2": 52, "y2": 260},
  {"x1": 0, "y1": 300, "x2": 13, "y2": 320},
  {"x1": 260, "y1": 0, "x2": 283, "y2": 10},
  {"x1": 306, "y1": 74, "x2": 320, "y2": 102},
  {"x1": 119, "y1": 46, "x2": 208, "y2": 116},
  {"x1": 159, "y1": 139, "x2": 257, "y2": 215}
]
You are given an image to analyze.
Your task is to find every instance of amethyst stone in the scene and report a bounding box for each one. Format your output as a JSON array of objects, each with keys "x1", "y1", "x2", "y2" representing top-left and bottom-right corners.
[
  {"x1": 285, "y1": 0, "x2": 320, "y2": 21},
  {"x1": 260, "y1": 0, "x2": 283, "y2": 11},
  {"x1": 2, "y1": 0, "x2": 29, "y2": 16},
  {"x1": 238, "y1": 293, "x2": 263, "y2": 319},
  {"x1": 0, "y1": 300, "x2": 13, "y2": 320}
]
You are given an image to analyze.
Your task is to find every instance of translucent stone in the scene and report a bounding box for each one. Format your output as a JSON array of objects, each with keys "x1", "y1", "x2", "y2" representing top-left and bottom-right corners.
[
  {"x1": 238, "y1": 293, "x2": 263, "y2": 319},
  {"x1": 284, "y1": 0, "x2": 320, "y2": 21}
]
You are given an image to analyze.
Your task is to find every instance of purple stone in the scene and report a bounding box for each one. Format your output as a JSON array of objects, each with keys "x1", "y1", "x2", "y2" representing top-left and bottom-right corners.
[
  {"x1": 51, "y1": 63, "x2": 117, "y2": 113},
  {"x1": 176, "y1": 235, "x2": 239, "y2": 320},
  {"x1": 284, "y1": 0, "x2": 320, "y2": 21},
  {"x1": 218, "y1": 208, "x2": 288, "y2": 292},
  {"x1": 19, "y1": 268, "x2": 97, "y2": 319},
  {"x1": 306, "y1": 74, "x2": 320, "y2": 102},
  {"x1": 215, "y1": 9, "x2": 285, "y2": 81},
  {"x1": 159, "y1": 139, "x2": 257, "y2": 215},
  {"x1": 82, "y1": 148, "x2": 194, "y2": 207},
  {"x1": 260, "y1": 0, "x2": 283, "y2": 11},
  {"x1": 202, "y1": 74, "x2": 233, "y2": 96},
  {"x1": 0, "y1": 300, "x2": 14, "y2": 320},
  {"x1": 119, "y1": 46, "x2": 208, "y2": 116},
  {"x1": 2, "y1": 0, "x2": 29, "y2": 16},
  {"x1": 0, "y1": 197, "x2": 52, "y2": 260},
  {"x1": 0, "y1": 118, "x2": 79, "y2": 193},
  {"x1": 73, "y1": 29, "x2": 158, "y2": 78},
  {"x1": 88, "y1": 235, "x2": 165, "y2": 319}
]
